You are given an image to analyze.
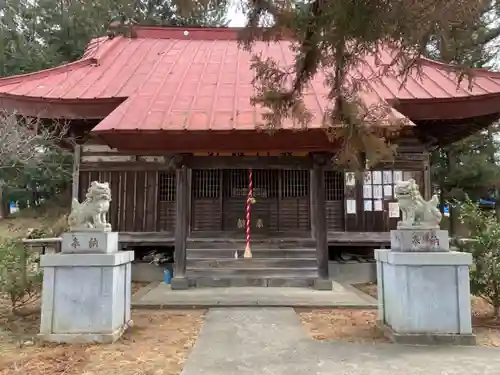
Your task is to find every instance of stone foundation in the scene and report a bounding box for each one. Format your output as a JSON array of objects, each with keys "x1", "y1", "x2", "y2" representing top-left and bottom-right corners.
[
  {"x1": 376, "y1": 248, "x2": 474, "y2": 345},
  {"x1": 39, "y1": 232, "x2": 134, "y2": 344}
]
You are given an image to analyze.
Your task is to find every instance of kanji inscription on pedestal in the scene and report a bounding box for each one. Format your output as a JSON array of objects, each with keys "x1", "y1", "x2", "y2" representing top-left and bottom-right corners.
[{"x1": 88, "y1": 237, "x2": 99, "y2": 249}]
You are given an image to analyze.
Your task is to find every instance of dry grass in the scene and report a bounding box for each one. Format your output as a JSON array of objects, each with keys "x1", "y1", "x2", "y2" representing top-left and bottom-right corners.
[
  {"x1": 0, "y1": 217, "x2": 45, "y2": 240},
  {"x1": 354, "y1": 282, "x2": 377, "y2": 299},
  {"x1": 131, "y1": 282, "x2": 149, "y2": 296},
  {"x1": 470, "y1": 296, "x2": 500, "y2": 347},
  {"x1": 0, "y1": 282, "x2": 154, "y2": 342},
  {"x1": 0, "y1": 308, "x2": 206, "y2": 375},
  {"x1": 0, "y1": 201, "x2": 69, "y2": 239},
  {"x1": 0, "y1": 281, "x2": 201, "y2": 375},
  {"x1": 0, "y1": 209, "x2": 206, "y2": 374},
  {"x1": 331, "y1": 282, "x2": 500, "y2": 347},
  {"x1": 298, "y1": 309, "x2": 387, "y2": 344}
]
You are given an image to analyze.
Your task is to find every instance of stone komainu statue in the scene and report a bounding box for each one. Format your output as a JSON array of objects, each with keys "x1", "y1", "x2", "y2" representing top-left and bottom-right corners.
[
  {"x1": 68, "y1": 181, "x2": 112, "y2": 232},
  {"x1": 394, "y1": 179, "x2": 442, "y2": 229}
]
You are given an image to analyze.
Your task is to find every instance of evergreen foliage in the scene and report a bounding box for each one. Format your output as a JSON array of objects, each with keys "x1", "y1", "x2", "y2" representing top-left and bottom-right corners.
[
  {"x1": 0, "y1": 0, "x2": 230, "y2": 208},
  {"x1": 237, "y1": 0, "x2": 489, "y2": 168},
  {"x1": 459, "y1": 198, "x2": 500, "y2": 316}
]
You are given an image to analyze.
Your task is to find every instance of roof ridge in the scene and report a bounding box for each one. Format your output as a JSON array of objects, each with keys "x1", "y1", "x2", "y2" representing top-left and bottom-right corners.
[
  {"x1": 0, "y1": 58, "x2": 97, "y2": 87},
  {"x1": 0, "y1": 36, "x2": 125, "y2": 88},
  {"x1": 132, "y1": 25, "x2": 243, "y2": 40},
  {"x1": 83, "y1": 36, "x2": 125, "y2": 61}
]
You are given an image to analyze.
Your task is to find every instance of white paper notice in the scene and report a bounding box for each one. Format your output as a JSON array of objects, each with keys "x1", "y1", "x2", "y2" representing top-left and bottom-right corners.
[
  {"x1": 373, "y1": 185, "x2": 383, "y2": 199},
  {"x1": 394, "y1": 171, "x2": 403, "y2": 182},
  {"x1": 346, "y1": 199, "x2": 356, "y2": 214},
  {"x1": 384, "y1": 185, "x2": 392, "y2": 197},
  {"x1": 374, "y1": 199, "x2": 383, "y2": 211},
  {"x1": 364, "y1": 199, "x2": 373, "y2": 211},
  {"x1": 388, "y1": 202, "x2": 400, "y2": 218},
  {"x1": 372, "y1": 171, "x2": 382, "y2": 185},
  {"x1": 383, "y1": 170, "x2": 392, "y2": 184},
  {"x1": 363, "y1": 184, "x2": 372, "y2": 198},
  {"x1": 345, "y1": 172, "x2": 356, "y2": 186},
  {"x1": 364, "y1": 171, "x2": 372, "y2": 184}
]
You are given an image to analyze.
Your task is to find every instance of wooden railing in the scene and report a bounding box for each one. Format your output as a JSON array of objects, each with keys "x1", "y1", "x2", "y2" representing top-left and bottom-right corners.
[{"x1": 22, "y1": 237, "x2": 62, "y2": 254}]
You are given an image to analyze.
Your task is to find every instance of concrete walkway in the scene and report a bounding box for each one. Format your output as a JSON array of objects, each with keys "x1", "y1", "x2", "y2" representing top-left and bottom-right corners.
[
  {"x1": 133, "y1": 282, "x2": 376, "y2": 308},
  {"x1": 181, "y1": 308, "x2": 500, "y2": 375}
]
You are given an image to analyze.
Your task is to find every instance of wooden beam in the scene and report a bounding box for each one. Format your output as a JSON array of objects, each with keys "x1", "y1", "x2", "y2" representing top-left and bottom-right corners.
[
  {"x1": 311, "y1": 161, "x2": 329, "y2": 281},
  {"x1": 187, "y1": 156, "x2": 312, "y2": 170},
  {"x1": 72, "y1": 144, "x2": 81, "y2": 201},
  {"x1": 172, "y1": 165, "x2": 189, "y2": 289},
  {"x1": 79, "y1": 162, "x2": 166, "y2": 172}
]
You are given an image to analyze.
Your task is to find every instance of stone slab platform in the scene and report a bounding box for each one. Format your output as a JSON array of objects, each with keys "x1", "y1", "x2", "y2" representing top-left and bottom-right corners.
[
  {"x1": 180, "y1": 308, "x2": 500, "y2": 375},
  {"x1": 132, "y1": 282, "x2": 377, "y2": 308}
]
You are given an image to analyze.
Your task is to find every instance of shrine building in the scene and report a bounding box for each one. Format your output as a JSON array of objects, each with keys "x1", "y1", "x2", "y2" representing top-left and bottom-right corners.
[{"x1": 2, "y1": 26, "x2": 500, "y2": 288}]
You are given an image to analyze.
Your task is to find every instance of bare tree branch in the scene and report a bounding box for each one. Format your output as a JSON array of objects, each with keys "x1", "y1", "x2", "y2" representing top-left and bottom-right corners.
[{"x1": 0, "y1": 110, "x2": 69, "y2": 174}]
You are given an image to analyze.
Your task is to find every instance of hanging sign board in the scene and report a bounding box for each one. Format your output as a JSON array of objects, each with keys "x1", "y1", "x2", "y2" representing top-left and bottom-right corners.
[
  {"x1": 346, "y1": 199, "x2": 356, "y2": 214},
  {"x1": 388, "y1": 202, "x2": 400, "y2": 218},
  {"x1": 345, "y1": 172, "x2": 356, "y2": 187}
]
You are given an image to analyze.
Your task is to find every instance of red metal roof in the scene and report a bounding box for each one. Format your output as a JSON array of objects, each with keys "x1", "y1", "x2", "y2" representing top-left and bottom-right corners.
[{"x1": 2, "y1": 26, "x2": 500, "y2": 133}]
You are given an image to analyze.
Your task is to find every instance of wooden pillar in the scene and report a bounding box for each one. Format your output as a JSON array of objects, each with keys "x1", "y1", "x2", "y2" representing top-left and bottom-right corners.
[
  {"x1": 310, "y1": 170, "x2": 316, "y2": 239},
  {"x1": 423, "y1": 151, "x2": 432, "y2": 201},
  {"x1": 356, "y1": 152, "x2": 367, "y2": 231},
  {"x1": 71, "y1": 144, "x2": 81, "y2": 201},
  {"x1": 171, "y1": 165, "x2": 189, "y2": 290},
  {"x1": 311, "y1": 154, "x2": 332, "y2": 290}
]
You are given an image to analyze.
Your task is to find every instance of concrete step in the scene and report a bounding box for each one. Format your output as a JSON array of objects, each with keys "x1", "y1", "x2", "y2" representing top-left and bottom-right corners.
[
  {"x1": 187, "y1": 248, "x2": 316, "y2": 259},
  {"x1": 187, "y1": 238, "x2": 316, "y2": 249},
  {"x1": 186, "y1": 268, "x2": 318, "y2": 278},
  {"x1": 186, "y1": 258, "x2": 317, "y2": 269},
  {"x1": 188, "y1": 277, "x2": 317, "y2": 288}
]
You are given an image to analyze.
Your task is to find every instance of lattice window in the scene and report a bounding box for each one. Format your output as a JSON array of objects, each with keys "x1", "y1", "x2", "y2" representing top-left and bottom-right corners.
[
  {"x1": 325, "y1": 171, "x2": 343, "y2": 201},
  {"x1": 192, "y1": 169, "x2": 220, "y2": 199},
  {"x1": 254, "y1": 170, "x2": 278, "y2": 198},
  {"x1": 223, "y1": 169, "x2": 247, "y2": 197},
  {"x1": 223, "y1": 169, "x2": 278, "y2": 198},
  {"x1": 158, "y1": 172, "x2": 176, "y2": 202},
  {"x1": 281, "y1": 170, "x2": 308, "y2": 198}
]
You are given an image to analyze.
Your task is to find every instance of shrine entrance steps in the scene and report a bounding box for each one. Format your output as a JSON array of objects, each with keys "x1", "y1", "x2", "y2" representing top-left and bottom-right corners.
[{"x1": 185, "y1": 238, "x2": 318, "y2": 288}]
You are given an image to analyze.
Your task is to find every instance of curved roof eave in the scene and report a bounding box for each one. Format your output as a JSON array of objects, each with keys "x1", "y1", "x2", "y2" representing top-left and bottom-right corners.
[
  {"x1": 0, "y1": 58, "x2": 98, "y2": 88},
  {"x1": 391, "y1": 92, "x2": 500, "y2": 121},
  {"x1": 0, "y1": 93, "x2": 126, "y2": 119}
]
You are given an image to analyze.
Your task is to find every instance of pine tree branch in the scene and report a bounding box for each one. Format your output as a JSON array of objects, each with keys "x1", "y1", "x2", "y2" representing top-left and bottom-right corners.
[{"x1": 477, "y1": 25, "x2": 500, "y2": 46}]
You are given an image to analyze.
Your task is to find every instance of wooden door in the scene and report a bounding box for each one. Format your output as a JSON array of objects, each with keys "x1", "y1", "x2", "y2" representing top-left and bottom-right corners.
[{"x1": 222, "y1": 169, "x2": 279, "y2": 234}]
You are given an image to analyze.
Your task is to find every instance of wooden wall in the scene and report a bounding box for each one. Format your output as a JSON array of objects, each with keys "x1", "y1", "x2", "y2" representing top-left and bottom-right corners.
[
  {"x1": 77, "y1": 139, "x2": 430, "y2": 235},
  {"x1": 78, "y1": 143, "x2": 176, "y2": 233},
  {"x1": 342, "y1": 144, "x2": 430, "y2": 232}
]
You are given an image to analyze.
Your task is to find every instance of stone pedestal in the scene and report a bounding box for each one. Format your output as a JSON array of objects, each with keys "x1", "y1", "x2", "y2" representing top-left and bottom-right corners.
[
  {"x1": 375, "y1": 245, "x2": 475, "y2": 345},
  {"x1": 390, "y1": 228, "x2": 449, "y2": 252},
  {"x1": 61, "y1": 231, "x2": 118, "y2": 254},
  {"x1": 39, "y1": 232, "x2": 134, "y2": 344}
]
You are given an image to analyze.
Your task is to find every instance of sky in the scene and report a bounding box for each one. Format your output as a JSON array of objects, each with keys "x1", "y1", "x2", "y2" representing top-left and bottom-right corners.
[
  {"x1": 227, "y1": 3, "x2": 246, "y2": 27},
  {"x1": 224, "y1": 4, "x2": 500, "y2": 70}
]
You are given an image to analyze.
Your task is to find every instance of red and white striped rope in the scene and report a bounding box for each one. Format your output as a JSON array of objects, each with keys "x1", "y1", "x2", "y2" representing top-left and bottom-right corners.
[{"x1": 245, "y1": 168, "x2": 253, "y2": 251}]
